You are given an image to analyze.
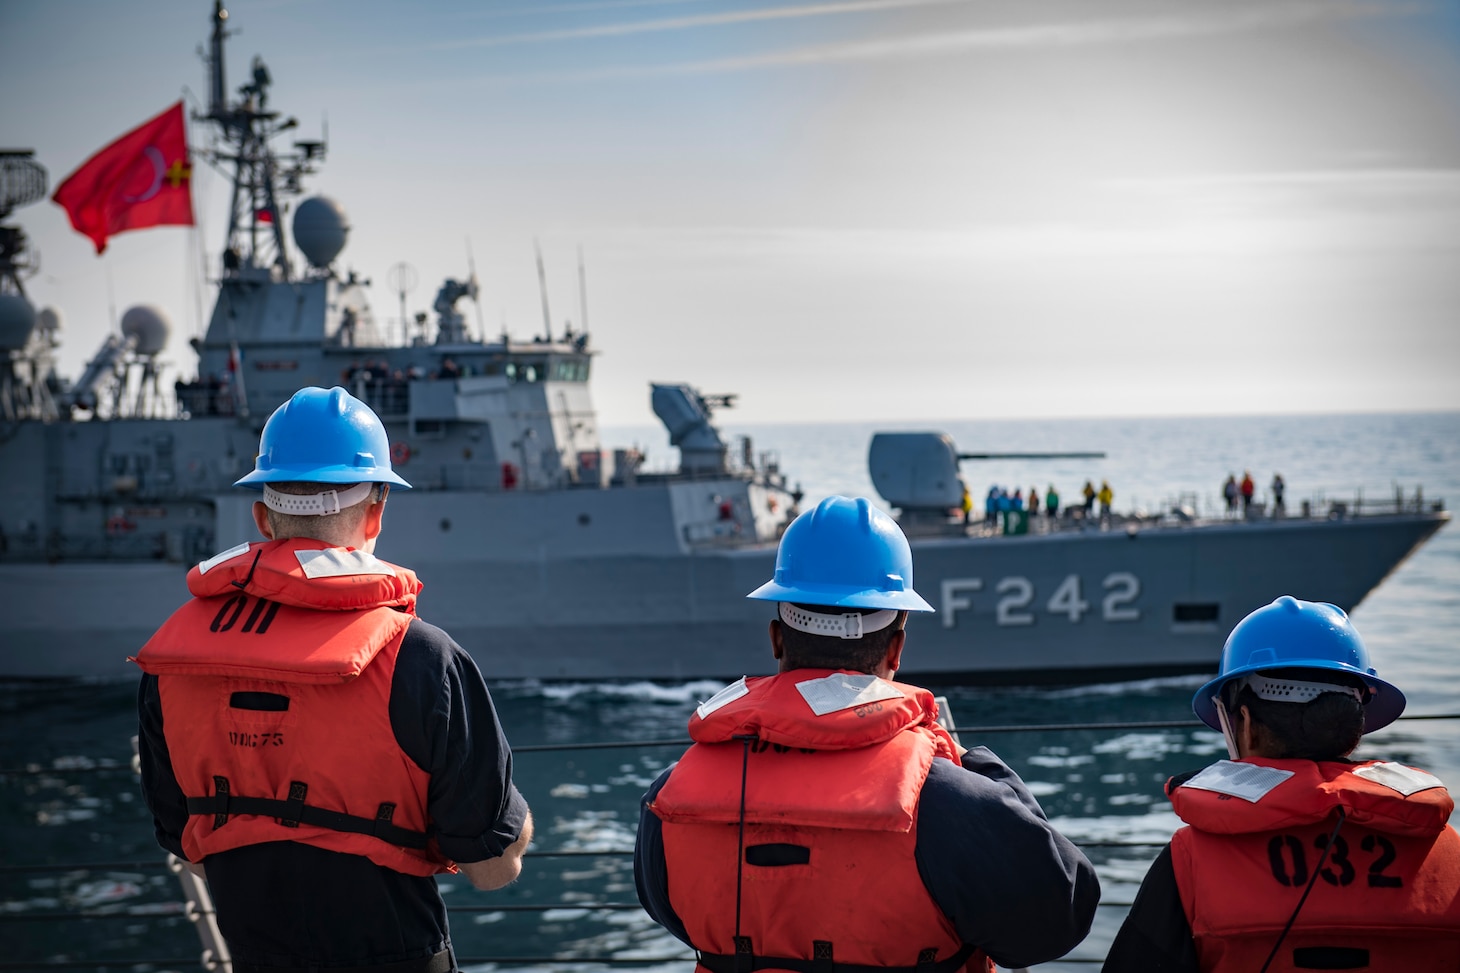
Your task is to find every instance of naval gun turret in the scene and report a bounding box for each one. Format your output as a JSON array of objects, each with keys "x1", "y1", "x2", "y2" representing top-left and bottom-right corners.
[
  {"x1": 652, "y1": 384, "x2": 737, "y2": 475},
  {"x1": 870, "y1": 431, "x2": 1105, "y2": 533}
]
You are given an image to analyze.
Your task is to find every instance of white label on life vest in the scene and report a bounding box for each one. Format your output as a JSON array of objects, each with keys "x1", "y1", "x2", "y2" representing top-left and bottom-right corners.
[
  {"x1": 295, "y1": 547, "x2": 396, "y2": 579},
  {"x1": 696, "y1": 676, "x2": 749, "y2": 721},
  {"x1": 197, "y1": 542, "x2": 252, "y2": 575},
  {"x1": 795, "y1": 672, "x2": 905, "y2": 717},
  {"x1": 1352, "y1": 762, "x2": 1445, "y2": 797},
  {"x1": 1183, "y1": 760, "x2": 1295, "y2": 803}
]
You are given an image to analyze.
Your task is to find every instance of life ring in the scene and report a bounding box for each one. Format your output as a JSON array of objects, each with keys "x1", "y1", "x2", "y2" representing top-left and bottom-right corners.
[{"x1": 391, "y1": 442, "x2": 411, "y2": 466}]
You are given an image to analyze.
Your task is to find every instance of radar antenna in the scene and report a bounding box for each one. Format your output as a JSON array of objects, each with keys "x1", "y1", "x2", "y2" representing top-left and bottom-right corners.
[
  {"x1": 0, "y1": 151, "x2": 47, "y2": 299},
  {"x1": 577, "y1": 245, "x2": 588, "y2": 343},
  {"x1": 386, "y1": 261, "x2": 417, "y2": 346},
  {"x1": 534, "y1": 239, "x2": 552, "y2": 342},
  {"x1": 465, "y1": 237, "x2": 486, "y2": 342}
]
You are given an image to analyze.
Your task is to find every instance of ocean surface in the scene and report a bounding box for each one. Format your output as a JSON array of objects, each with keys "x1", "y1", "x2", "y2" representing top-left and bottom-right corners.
[{"x1": 3, "y1": 411, "x2": 1457, "y2": 971}]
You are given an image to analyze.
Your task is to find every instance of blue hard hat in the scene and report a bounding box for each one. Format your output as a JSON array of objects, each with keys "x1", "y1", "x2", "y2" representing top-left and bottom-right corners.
[
  {"x1": 747, "y1": 496, "x2": 933, "y2": 612},
  {"x1": 235, "y1": 386, "x2": 412, "y2": 490},
  {"x1": 1192, "y1": 596, "x2": 1404, "y2": 734}
]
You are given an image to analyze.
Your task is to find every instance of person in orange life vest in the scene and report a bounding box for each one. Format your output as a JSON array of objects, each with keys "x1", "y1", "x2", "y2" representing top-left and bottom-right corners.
[
  {"x1": 634, "y1": 496, "x2": 1100, "y2": 972},
  {"x1": 134, "y1": 387, "x2": 533, "y2": 973},
  {"x1": 1102, "y1": 596, "x2": 1460, "y2": 973}
]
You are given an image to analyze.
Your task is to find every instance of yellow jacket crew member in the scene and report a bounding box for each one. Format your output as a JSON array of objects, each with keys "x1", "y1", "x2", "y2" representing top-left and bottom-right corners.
[
  {"x1": 1103, "y1": 596, "x2": 1460, "y2": 972},
  {"x1": 136, "y1": 387, "x2": 533, "y2": 972},
  {"x1": 634, "y1": 496, "x2": 1100, "y2": 971}
]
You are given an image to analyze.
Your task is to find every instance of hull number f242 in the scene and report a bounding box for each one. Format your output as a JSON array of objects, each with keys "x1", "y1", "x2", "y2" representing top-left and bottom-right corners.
[{"x1": 940, "y1": 573, "x2": 1141, "y2": 629}]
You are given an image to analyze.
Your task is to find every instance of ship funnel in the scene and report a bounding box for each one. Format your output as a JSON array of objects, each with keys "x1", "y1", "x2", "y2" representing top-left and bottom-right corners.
[
  {"x1": 0, "y1": 294, "x2": 35, "y2": 351},
  {"x1": 292, "y1": 196, "x2": 349, "y2": 268},
  {"x1": 120, "y1": 304, "x2": 171, "y2": 357}
]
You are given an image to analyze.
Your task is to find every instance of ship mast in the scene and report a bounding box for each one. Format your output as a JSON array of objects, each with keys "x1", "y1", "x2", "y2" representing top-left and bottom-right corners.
[{"x1": 198, "y1": 0, "x2": 324, "y2": 281}]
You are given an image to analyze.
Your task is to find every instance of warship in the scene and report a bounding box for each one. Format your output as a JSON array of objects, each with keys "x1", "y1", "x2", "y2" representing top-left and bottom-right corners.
[{"x1": 0, "y1": 3, "x2": 1447, "y2": 684}]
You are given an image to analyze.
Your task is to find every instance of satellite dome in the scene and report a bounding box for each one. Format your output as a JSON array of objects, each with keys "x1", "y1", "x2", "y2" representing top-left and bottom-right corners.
[
  {"x1": 0, "y1": 294, "x2": 36, "y2": 351},
  {"x1": 36, "y1": 306, "x2": 63, "y2": 335},
  {"x1": 292, "y1": 196, "x2": 350, "y2": 268},
  {"x1": 121, "y1": 304, "x2": 171, "y2": 356}
]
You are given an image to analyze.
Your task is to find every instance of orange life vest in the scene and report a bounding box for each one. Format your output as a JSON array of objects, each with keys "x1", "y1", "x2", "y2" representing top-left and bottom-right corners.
[
  {"x1": 650, "y1": 670, "x2": 991, "y2": 973},
  {"x1": 132, "y1": 538, "x2": 455, "y2": 877},
  {"x1": 1168, "y1": 757, "x2": 1460, "y2": 972}
]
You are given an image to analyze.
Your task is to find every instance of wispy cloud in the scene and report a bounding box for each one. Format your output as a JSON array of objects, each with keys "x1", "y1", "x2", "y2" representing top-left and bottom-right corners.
[
  {"x1": 1107, "y1": 168, "x2": 1460, "y2": 216},
  {"x1": 585, "y1": 167, "x2": 1460, "y2": 261},
  {"x1": 464, "y1": 0, "x2": 1423, "y2": 84},
  {"x1": 455, "y1": 0, "x2": 746, "y2": 24},
  {"x1": 434, "y1": 0, "x2": 964, "y2": 51}
]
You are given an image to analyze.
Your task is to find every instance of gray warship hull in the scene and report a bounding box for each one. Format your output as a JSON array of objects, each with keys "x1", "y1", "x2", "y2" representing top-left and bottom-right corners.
[{"x1": 2, "y1": 486, "x2": 1445, "y2": 681}]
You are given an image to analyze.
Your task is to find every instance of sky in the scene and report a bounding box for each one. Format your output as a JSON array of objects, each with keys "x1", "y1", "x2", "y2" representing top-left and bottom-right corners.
[{"x1": 3, "y1": 0, "x2": 1458, "y2": 426}]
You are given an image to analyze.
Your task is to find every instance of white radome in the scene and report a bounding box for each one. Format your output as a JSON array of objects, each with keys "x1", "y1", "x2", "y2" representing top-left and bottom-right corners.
[
  {"x1": 292, "y1": 196, "x2": 350, "y2": 268},
  {"x1": 0, "y1": 294, "x2": 37, "y2": 351},
  {"x1": 120, "y1": 304, "x2": 171, "y2": 357},
  {"x1": 36, "y1": 305, "x2": 64, "y2": 335}
]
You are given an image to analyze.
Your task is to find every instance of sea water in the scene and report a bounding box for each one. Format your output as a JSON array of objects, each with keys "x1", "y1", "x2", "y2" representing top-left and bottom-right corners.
[{"x1": 2, "y1": 412, "x2": 1457, "y2": 970}]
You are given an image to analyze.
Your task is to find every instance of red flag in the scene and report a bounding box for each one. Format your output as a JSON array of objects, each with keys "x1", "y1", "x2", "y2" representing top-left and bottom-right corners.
[{"x1": 51, "y1": 102, "x2": 194, "y2": 254}]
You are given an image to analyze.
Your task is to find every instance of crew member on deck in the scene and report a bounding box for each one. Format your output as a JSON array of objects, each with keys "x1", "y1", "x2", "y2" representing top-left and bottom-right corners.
[
  {"x1": 1102, "y1": 596, "x2": 1460, "y2": 972},
  {"x1": 135, "y1": 386, "x2": 533, "y2": 972},
  {"x1": 634, "y1": 496, "x2": 1100, "y2": 971}
]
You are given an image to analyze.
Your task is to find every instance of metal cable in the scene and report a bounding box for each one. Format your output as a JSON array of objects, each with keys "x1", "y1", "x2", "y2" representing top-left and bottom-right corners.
[
  {"x1": 0, "y1": 953, "x2": 1109, "y2": 969},
  {"x1": 0, "y1": 900, "x2": 1144, "y2": 924},
  {"x1": 0, "y1": 839, "x2": 1166, "y2": 877},
  {"x1": 4, "y1": 710, "x2": 1456, "y2": 776}
]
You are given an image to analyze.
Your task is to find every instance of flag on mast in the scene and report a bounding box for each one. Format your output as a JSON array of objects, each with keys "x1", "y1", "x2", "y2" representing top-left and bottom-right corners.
[{"x1": 52, "y1": 102, "x2": 194, "y2": 255}]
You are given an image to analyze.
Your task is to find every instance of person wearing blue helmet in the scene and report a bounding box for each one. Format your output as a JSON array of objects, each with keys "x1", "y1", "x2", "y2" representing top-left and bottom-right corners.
[
  {"x1": 1104, "y1": 596, "x2": 1460, "y2": 973},
  {"x1": 135, "y1": 387, "x2": 532, "y2": 972},
  {"x1": 634, "y1": 496, "x2": 1099, "y2": 972}
]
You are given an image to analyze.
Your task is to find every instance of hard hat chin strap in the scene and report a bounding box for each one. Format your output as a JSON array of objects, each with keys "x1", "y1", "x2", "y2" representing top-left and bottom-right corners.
[
  {"x1": 1212, "y1": 696, "x2": 1242, "y2": 760},
  {"x1": 262, "y1": 481, "x2": 376, "y2": 516}
]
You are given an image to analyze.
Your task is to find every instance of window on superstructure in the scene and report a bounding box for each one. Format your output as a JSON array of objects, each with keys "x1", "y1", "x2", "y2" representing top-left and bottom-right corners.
[{"x1": 551, "y1": 359, "x2": 589, "y2": 382}]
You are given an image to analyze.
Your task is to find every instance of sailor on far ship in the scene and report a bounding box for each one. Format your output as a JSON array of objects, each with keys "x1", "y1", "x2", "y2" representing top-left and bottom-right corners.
[
  {"x1": 634, "y1": 496, "x2": 1100, "y2": 971},
  {"x1": 1103, "y1": 596, "x2": 1460, "y2": 972}
]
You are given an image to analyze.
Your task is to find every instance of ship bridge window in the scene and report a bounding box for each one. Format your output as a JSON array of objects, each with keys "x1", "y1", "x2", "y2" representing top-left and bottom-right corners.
[
  {"x1": 504, "y1": 359, "x2": 547, "y2": 383},
  {"x1": 552, "y1": 359, "x2": 590, "y2": 382}
]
